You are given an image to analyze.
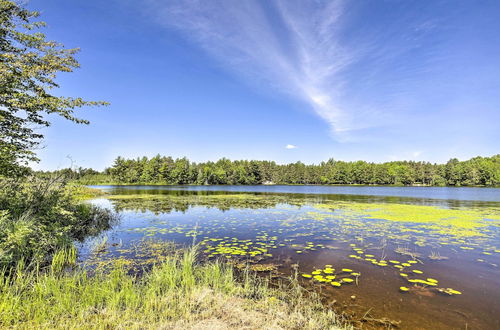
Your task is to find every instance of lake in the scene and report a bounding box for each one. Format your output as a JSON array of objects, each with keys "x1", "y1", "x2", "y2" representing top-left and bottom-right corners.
[{"x1": 84, "y1": 185, "x2": 500, "y2": 329}]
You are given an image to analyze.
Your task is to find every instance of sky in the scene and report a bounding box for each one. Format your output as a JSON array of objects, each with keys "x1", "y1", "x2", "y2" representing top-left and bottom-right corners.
[{"x1": 28, "y1": 0, "x2": 500, "y2": 171}]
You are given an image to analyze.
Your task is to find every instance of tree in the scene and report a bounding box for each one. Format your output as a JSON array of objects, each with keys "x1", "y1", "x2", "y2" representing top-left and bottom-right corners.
[
  {"x1": 0, "y1": 1, "x2": 108, "y2": 176},
  {"x1": 101, "y1": 154, "x2": 500, "y2": 187},
  {"x1": 171, "y1": 157, "x2": 191, "y2": 184},
  {"x1": 444, "y1": 158, "x2": 463, "y2": 186}
]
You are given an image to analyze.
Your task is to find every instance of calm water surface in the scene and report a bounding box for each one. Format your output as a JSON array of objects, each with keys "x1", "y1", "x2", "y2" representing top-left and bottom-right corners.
[
  {"x1": 90, "y1": 184, "x2": 500, "y2": 202},
  {"x1": 83, "y1": 185, "x2": 500, "y2": 330}
]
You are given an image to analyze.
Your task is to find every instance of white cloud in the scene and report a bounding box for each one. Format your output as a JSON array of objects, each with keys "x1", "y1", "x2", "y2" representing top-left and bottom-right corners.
[{"x1": 285, "y1": 144, "x2": 298, "y2": 149}]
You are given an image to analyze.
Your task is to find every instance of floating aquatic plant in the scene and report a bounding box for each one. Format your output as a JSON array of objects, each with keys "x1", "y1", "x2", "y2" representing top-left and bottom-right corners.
[
  {"x1": 438, "y1": 288, "x2": 462, "y2": 295},
  {"x1": 101, "y1": 191, "x2": 494, "y2": 314}
]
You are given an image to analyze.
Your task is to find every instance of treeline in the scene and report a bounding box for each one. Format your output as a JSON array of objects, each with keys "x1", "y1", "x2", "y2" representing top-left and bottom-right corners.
[{"x1": 49, "y1": 155, "x2": 500, "y2": 186}]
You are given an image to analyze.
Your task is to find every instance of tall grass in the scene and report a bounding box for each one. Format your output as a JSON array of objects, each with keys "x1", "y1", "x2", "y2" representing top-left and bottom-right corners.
[{"x1": 0, "y1": 245, "x2": 348, "y2": 329}]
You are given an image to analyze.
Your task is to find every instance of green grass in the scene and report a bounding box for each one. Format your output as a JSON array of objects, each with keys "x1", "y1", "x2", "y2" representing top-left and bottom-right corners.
[
  {"x1": 0, "y1": 245, "x2": 348, "y2": 329},
  {"x1": 68, "y1": 184, "x2": 107, "y2": 200}
]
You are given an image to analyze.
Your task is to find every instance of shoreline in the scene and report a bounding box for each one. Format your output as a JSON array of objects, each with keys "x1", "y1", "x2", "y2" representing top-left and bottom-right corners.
[{"x1": 82, "y1": 182, "x2": 500, "y2": 188}]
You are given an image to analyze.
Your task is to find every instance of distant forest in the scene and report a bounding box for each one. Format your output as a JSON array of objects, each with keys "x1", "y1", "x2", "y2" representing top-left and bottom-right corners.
[{"x1": 43, "y1": 155, "x2": 500, "y2": 187}]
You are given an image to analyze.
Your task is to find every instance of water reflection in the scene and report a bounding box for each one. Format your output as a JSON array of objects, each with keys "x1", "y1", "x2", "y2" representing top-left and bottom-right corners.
[
  {"x1": 103, "y1": 187, "x2": 499, "y2": 211},
  {"x1": 90, "y1": 185, "x2": 500, "y2": 202}
]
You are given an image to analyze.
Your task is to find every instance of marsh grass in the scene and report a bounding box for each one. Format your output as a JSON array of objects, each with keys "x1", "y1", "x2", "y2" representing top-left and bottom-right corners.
[
  {"x1": 69, "y1": 184, "x2": 107, "y2": 200},
  {"x1": 0, "y1": 245, "x2": 348, "y2": 329}
]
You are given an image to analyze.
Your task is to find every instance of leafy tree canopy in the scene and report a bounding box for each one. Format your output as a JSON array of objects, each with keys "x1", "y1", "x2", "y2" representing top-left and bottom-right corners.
[
  {"x1": 0, "y1": 0, "x2": 108, "y2": 176},
  {"x1": 60, "y1": 154, "x2": 500, "y2": 187}
]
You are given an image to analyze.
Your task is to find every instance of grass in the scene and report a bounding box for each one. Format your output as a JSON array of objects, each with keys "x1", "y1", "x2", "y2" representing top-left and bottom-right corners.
[
  {"x1": 69, "y1": 184, "x2": 107, "y2": 200},
  {"x1": 0, "y1": 245, "x2": 348, "y2": 330}
]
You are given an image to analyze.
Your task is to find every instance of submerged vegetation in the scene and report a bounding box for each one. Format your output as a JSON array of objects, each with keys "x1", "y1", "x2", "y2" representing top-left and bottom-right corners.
[
  {"x1": 0, "y1": 245, "x2": 347, "y2": 329},
  {"x1": 93, "y1": 190, "x2": 500, "y2": 328},
  {"x1": 107, "y1": 192, "x2": 500, "y2": 238},
  {"x1": 54, "y1": 154, "x2": 500, "y2": 186}
]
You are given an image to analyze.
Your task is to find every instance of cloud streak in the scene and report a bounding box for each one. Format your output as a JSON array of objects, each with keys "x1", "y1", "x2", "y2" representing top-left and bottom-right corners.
[
  {"x1": 147, "y1": 0, "x2": 366, "y2": 137},
  {"x1": 144, "y1": 1, "x2": 460, "y2": 144}
]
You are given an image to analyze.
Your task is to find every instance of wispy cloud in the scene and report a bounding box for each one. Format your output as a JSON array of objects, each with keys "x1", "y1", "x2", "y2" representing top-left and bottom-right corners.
[
  {"x1": 144, "y1": 0, "x2": 457, "y2": 144},
  {"x1": 285, "y1": 144, "x2": 297, "y2": 149},
  {"x1": 145, "y1": 0, "x2": 368, "y2": 138}
]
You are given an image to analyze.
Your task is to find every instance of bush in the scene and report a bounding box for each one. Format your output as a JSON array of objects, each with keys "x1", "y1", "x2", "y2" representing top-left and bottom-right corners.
[{"x1": 0, "y1": 175, "x2": 115, "y2": 269}]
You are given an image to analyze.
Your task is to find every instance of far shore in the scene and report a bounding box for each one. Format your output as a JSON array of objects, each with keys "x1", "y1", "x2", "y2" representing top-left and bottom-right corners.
[{"x1": 84, "y1": 182, "x2": 499, "y2": 188}]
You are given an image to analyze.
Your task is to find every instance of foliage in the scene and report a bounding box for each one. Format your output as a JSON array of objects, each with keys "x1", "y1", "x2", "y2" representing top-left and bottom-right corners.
[
  {"x1": 0, "y1": 245, "x2": 347, "y2": 329},
  {"x1": 0, "y1": 175, "x2": 115, "y2": 269},
  {"x1": 0, "y1": 0, "x2": 108, "y2": 176},
  {"x1": 67, "y1": 154, "x2": 500, "y2": 186}
]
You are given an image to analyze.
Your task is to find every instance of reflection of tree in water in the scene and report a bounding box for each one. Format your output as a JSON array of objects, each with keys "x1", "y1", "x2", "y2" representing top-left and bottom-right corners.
[
  {"x1": 107, "y1": 191, "x2": 491, "y2": 215},
  {"x1": 73, "y1": 207, "x2": 120, "y2": 241},
  {"x1": 108, "y1": 194, "x2": 310, "y2": 214}
]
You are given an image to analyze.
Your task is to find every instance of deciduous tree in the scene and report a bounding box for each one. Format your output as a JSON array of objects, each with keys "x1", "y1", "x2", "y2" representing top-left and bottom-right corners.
[{"x1": 0, "y1": 0, "x2": 108, "y2": 176}]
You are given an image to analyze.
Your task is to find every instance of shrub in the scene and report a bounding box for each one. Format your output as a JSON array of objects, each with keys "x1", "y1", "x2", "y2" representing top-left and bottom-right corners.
[{"x1": 0, "y1": 175, "x2": 115, "y2": 269}]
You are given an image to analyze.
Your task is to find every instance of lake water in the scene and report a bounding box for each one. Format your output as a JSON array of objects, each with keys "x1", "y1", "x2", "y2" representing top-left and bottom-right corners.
[
  {"x1": 84, "y1": 185, "x2": 500, "y2": 329},
  {"x1": 89, "y1": 184, "x2": 500, "y2": 202}
]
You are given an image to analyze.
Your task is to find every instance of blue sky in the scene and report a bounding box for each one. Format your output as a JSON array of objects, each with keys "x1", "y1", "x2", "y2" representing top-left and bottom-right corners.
[{"x1": 29, "y1": 0, "x2": 500, "y2": 171}]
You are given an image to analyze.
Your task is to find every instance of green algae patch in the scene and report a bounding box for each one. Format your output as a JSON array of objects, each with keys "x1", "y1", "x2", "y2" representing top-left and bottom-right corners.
[{"x1": 315, "y1": 202, "x2": 500, "y2": 237}]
